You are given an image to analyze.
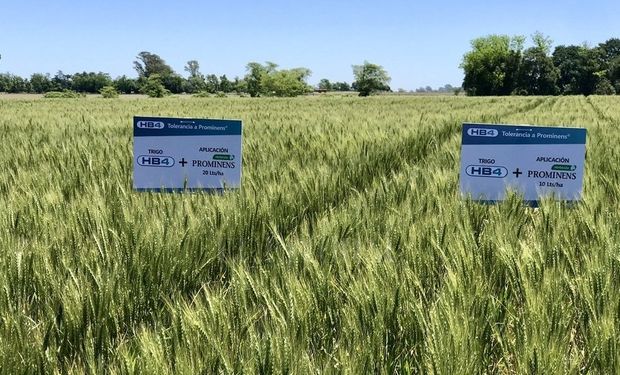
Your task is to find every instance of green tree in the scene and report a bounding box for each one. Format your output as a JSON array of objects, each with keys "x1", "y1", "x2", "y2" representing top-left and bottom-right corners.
[
  {"x1": 242, "y1": 62, "x2": 312, "y2": 97},
  {"x1": 594, "y1": 76, "x2": 616, "y2": 94},
  {"x1": 596, "y1": 38, "x2": 620, "y2": 66},
  {"x1": 531, "y1": 31, "x2": 553, "y2": 55},
  {"x1": 0, "y1": 74, "x2": 28, "y2": 93},
  {"x1": 99, "y1": 85, "x2": 119, "y2": 98},
  {"x1": 0, "y1": 74, "x2": 7, "y2": 92},
  {"x1": 140, "y1": 74, "x2": 169, "y2": 98},
  {"x1": 134, "y1": 51, "x2": 182, "y2": 93},
  {"x1": 596, "y1": 38, "x2": 620, "y2": 93},
  {"x1": 184, "y1": 60, "x2": 201, "y2": 78},
  {"x1": 332, "y1": 81, "x2": 351, "y2": 91},
  {"x1": 232, "y1": 76, "x2": 246, "y2": 94},
  {"x1": 184, "y1": 77, "x2": 203, "y2": 93},
  {"x1": 515, "y1": 33, "x2": 559, "y2": 95},
  {"x1": 184, "y1": 60, "x2": 205, "y2": 93},
  {"x1": 113, "y1": 75, "x2": 139, "y2": 94},
  {"x1": 219, "y1": 75, "x2": 233, "y2": 93},
  {"x1": 134, "y1": 51, "x2": 174, "y2": 79},
  {"x1": 30, "y1": 73, "x2": 52, "y2": 93},
  {"x1": 205, "y1": 74, "x2": 220, "y2": 93},
  {"x1": 0, "y1": 74, "x2": 10, "y2": 92},
  {"x1": 162, "y1": 74, "x2": 185, "y2": 94},
  {"x1": 438, "y1": 84, "x2": 455, "y2": 92},
  {"x1": 244, "y1": 62, "x2": 270, "y2": 97},
  {"x1": 71, "y1": 72, "x2": 112, "y2": 93},
  {"x1": 51, "y1": 71, "x2": 72, "y2": 91},
  {"x1": 261, "y1": 68, "x2": 312, "y2": 97},
  {"x1": 552, "y1": 45, "x2": 599, "y2": 95},
  {"x1": 318, "y1": 79, "x2": 332, "y2": 91},
  {"x1": 516, "y1": 48, "x2": 559, "y2": 95},
  {"x1": 608, "y1": 57, "x2": 620, "y2": 93},
  {"x1": 352, "y1": 61, "x2": 391, "y2": 96},
  {"x1": 460, "y1": 34, "x2": 525, "y2": 95}
]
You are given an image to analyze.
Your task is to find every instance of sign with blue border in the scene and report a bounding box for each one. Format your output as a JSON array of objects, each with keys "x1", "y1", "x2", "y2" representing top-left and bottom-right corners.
[
  {"x1": 133, "y1": 116, "x2": 242, "y2": 191},
  {"x1": 459, "y1": 123, "x2": 586, "y2": 205}
]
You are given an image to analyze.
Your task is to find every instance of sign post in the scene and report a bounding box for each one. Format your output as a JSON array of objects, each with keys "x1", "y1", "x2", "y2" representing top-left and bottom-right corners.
[
  {"x1": 133, "y1": 116, "x2": 242, "y2": 191},
  {"x1": 459, "y1": 123, "x2": 586, "y2": 205}
]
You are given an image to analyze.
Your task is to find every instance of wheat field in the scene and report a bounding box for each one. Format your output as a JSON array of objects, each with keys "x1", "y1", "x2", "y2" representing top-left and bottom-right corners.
[{"x1": 1, "y1": 95, "x2": 619, "y2": 373}]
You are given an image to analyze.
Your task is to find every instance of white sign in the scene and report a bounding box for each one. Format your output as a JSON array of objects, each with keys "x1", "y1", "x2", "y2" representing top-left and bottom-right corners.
[
  {"x1": 133, "y1": 116, "x2": 242, "y2": 191},
  {"x1": 459, "y1": 123, "x2": 587, "y2": 205}
]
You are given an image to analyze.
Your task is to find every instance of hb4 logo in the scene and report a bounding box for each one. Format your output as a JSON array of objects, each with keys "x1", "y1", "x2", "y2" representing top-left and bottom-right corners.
[
  {"x1": 137, "y1": 121, "x2": 165, "y2": 129},
  {"x1": 467, "y1": 128, "x2": 498, "y2": 137}
]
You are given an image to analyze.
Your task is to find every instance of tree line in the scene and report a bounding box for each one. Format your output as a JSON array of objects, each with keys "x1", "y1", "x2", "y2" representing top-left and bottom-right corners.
[
  {"x1": 3, "y1": 35, "x2": 620, "y2": 98},
  {"x1": 0, "y1": 52, "x2": 391, "y2": 97},
  {"x1": 461, "y1": 33, "x2": 620, "y2": 96}
]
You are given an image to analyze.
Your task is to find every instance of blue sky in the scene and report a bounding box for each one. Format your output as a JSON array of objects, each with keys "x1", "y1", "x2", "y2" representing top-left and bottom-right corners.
[{"x1": 1, "y1": 0, "x2": 619, "y2": 90}]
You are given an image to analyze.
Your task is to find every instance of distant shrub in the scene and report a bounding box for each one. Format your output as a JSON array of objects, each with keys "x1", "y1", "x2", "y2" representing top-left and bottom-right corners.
[
  {"x1": 43, "y1": 90, "x2": 83, "y2": 98},
  {"x1": 99, "y1": 85, "x2": 119, "y2": 98},
  {"x1": 215, "y1": 91, "x2": 226, "y2": 98},
  {"x1": 192, "y1": 91, "x2": 211, "y2": 98},
  {"x1": 140, "y1": 74, "x2": 170, "y2": 98},
  {"x1": 43, "y1": 91, "x2": 64, "y2": 98}
]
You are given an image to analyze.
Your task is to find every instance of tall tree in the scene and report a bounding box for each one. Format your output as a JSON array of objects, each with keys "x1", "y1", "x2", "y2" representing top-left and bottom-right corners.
[
  {"x1": 593, "y1": 75, "x2": 615, "y2": 94},
  {"x1": 114, "y1": 75, "x2": 138, "y2": 94},
  {"x1": 162, "y1": 75, "x2": 185, "y2": 94},
  {"x1": 71, "y1": 72, "x2": 112, "y2": 93},
  {"x1": 261, "y1": 68, "x2": 312, "y2": 97},
  {"x1": 133, "y1": 51, "x2": 174, "y2": 79},
  {"x1": 332, "y1": 81, "x2": 351, "y2": 91},
  {"x1": 596, "y1": 38, "x2": 620, "y2": 65},
  {"x1": 460, "y1": 34, "x2": 525, "y2": 96},
  {"x1": 244, "y1": 62, "x2": 271, "y2": 97},
  {"x1": 205, "y1": 74, "x2": 220, "y2": 93},
  {"x1": 133, "y1": 51, "x2": 184, "y2": 93},
  {"x1": 552, "y1": 45, "x2": 598, "y2": 95},
  {"x1": 140, "y1": 74, "x2": 169, "y2": 97},
  {"x1": 0, "y1": 74, "x2": 28, "y2": 93},
  {"x1": 608, "y1": 57, "x2": 620, "y2": 93},
  {"x1": 219, "y1": 75, "x2": 232, "y2": 93},
  {"x1": 352, "y1": 61, "x2": 391, "y2": 96},
  {"x1": 516, "y1": 48, "x2": 559, "y2": 95},
  {"x1": 596, "y1": 38, "x2": 620, "y2": 93},
  {"x1": 0, "y1": 74, "x2": 7, "y2": 92},
  {"x1": 183, "y1": 60, "x2": 205, "y2": 93},
  {"x1": 318, "y1": 79, "x2": 332, "y2": 91},
  {"x1": 184, "y1": 60, "x2": 201, "y2": 78},
  {"x1": 531, "y1": 31, "x2": 553, "y2": 55},
  {"x1": 515, "y1": 33, "x2": 559, "y2": 95},
  {"x1": 51, "y1": 71, "x2": 72, "y2": 91},
  {"x1": 243, "y1": 62, "x2": 312, "y2": 97},
  {"x1": 232, "y1": 76, "x2": 245, "y2": 94},
  {"x1": 30, "y1": 73, "x2": 52, "y2": 93}
]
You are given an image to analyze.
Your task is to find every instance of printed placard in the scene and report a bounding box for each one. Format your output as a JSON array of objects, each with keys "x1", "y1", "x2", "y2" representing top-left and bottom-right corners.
[
  {"x1": 133, "y1": 116, "x2": 242, "y2": 191},
  {"x1": 459, "y1": 123, "x2": 586, "y2": 204}
]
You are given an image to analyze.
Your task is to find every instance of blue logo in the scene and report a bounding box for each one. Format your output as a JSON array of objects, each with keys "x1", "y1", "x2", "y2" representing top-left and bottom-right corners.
[
  {"x1": 467, "y1": 128, "x2": 498, "y2": 137},
  {"x1": 137, "y1": 121, "x2": 165, "y2": 129},
  {"x1": 137, "y1": 155, "x2": 175, "y2": 167},
  {"x1": 466, "y1": 165, "x2": 508, "y2": 178}
]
